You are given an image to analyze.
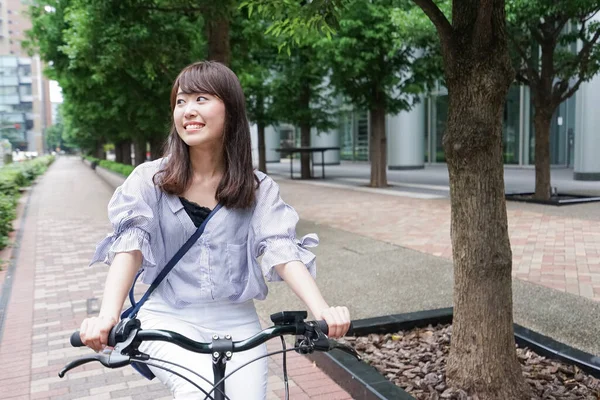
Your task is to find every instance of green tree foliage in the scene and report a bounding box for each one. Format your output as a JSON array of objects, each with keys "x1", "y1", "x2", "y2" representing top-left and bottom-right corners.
[
  {"x1": 241, "y1": 0, "x2": 345, "y2": 49},
  {"x1": 26, "y1": 0, "x2": 206, "y2": 160},
  {"x1": 506, "y1": 0, "x2": 600, "y2": 200},
  {"x1": 323, "y1": 0, "x2": 442, "y2": 186}
]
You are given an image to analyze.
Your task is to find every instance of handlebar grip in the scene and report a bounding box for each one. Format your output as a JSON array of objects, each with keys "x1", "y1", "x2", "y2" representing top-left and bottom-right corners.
[
  {"x1": 316, "y1": 320, "x2": 329, "y2": 335},
  {"x1": 315, "y1": 320, "x2": 355, "y2": 336},
  {"x1": 70, "y1": 331, "x2": 84, "y2": 347}
]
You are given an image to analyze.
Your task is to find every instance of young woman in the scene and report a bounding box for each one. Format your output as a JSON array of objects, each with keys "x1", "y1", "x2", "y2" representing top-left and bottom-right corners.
[{"x1": 79, "y1": 61, "x2": 351, "y2": 399}]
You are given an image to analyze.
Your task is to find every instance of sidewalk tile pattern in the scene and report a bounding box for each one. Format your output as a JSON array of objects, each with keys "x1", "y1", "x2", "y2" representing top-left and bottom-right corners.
[{"x1": 276, "y1": 179, "x2": 600, "y2": 302}]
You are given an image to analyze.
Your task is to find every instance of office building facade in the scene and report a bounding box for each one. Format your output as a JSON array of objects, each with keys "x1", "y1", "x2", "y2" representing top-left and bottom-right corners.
[{"x1": 0, "y1": 0, "x2": 52, "y2": 154}]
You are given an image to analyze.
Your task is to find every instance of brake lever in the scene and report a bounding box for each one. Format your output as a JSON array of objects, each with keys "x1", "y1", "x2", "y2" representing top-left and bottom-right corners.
[
  {"x1": 58, "y1": 324, "x2": 141, "y2": 378},
  {"x1": 58, "y1": 349, "x2": 131, "y2": 378},
  {"x1": 295, "y1": 321, "x2": 331, "y2": 354}
]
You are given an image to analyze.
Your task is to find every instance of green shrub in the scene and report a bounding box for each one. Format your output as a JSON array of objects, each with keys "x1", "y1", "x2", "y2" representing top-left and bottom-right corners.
[
  {"x1": 0, "y1": 168, "x2": 26, "y2": 196},
  {"x1": 98, "y1": 160, "x2": 134, "y2": 177},
  {"x1": 84, "y1": 156, "x2": 136, "y2": 177},
  {"x1": 0, "y1": 155, "x2": 54, "y2": 250},
  {"x1": 0, "y1": 193, "x2": 16, "y2": 247}
]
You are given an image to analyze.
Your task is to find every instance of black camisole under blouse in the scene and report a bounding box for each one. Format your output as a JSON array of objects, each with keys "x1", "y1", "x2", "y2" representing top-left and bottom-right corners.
[{"x1": 179, "y1": 197, "x2": 212, "y2": 227}]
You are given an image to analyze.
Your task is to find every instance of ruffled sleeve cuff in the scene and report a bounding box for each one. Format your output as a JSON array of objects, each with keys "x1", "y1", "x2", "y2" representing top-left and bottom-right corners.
[
  {"x1": 89, "y1": 227, "x2": 156, "y2": 269},
  {"x1": 261, "y1": 233, "x2": 318, "y2": 282}
]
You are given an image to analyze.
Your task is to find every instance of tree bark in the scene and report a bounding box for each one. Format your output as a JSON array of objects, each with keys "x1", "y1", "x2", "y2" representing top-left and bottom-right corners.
[
  {"x1": 300, "y1": 122, "x2": 311, "y2": 179},
  {"x1": 206, "y1": 13, "x2": 231, "y2": 66},
  {"x1": 149, "y1": 136, "x2": 164, "y2": 160},
  {"x1": 114, "y1": 141, "x2": 124, "y2": 164},
  {"x1": 121, "y1": 140, "x2": 132, "y2": 166},
  {"x1": 299, "y1": 82, "x2": 311, "y2": 179},
  {"x1": 95, "y1": 142, "x2": 105, "y2": 160},
  {"x1": 257, "y1": 122, "x2": 267, "y2": 173},
  {"x1": 369, "y1": 104, "x2": 387, "y2": 187},
  {"x1": 418, "y1": 1, "x2": 532, "y2": 398},
  {"x1": 134, "y1": 139, "x2": 147, "y2": 166},
  {"x1": 533, "y1": 109, "x2": 553, "y2": 200}
]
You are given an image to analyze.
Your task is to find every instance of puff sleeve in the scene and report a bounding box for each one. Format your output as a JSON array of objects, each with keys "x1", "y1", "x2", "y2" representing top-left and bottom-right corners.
[
  {"x1": 89, "y1": 166, "x2": 158, "y2": 269},
  {"x1": 250, "y1": 175, "x2": 318, "y2": 282}
]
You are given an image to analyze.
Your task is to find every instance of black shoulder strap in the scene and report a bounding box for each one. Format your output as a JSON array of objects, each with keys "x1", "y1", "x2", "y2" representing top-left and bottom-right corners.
[{"x1": 124, "y1": 203, "x2": 223, "y2": 318}]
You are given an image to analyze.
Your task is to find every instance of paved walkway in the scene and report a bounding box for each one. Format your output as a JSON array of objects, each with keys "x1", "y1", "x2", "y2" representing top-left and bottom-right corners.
[
  {"x1": 0, "y1": 157, "x2": 351, "y2": 400},
  {"x1": 268, "y1": 168, "x2": 600, "y2": 302}
]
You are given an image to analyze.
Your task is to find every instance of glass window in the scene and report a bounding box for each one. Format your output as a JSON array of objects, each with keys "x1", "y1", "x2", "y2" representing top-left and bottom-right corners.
[
  {"x1": 0, "y1": 86, "x2": 18, "y2": 95},
  {"x1": 339, "y1": 111, "x2": 354, "y2": 161},
  {"x1": 19, "y1": 84, "x2": 31, "y2": 96},
  {"x1": 18, "y1": 64, "x2": 30, "y2": 76},
  {"x1": 354, "y1": 111, "x2": 369, "y2": 161}
]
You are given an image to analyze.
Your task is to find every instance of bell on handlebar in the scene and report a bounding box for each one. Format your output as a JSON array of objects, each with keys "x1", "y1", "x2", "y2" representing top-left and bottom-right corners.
[{"x1": 270, "y1": 311, "x2": 307, "y2": 325}]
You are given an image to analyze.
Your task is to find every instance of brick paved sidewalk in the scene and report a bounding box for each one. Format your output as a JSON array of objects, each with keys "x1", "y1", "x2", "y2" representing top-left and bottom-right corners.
[
  {"x1": 275, "y1": 178, "x2": 600, "y2": 302},
  {"x1": 0, "y1": 157, "x2": 351, "y2": 400}
]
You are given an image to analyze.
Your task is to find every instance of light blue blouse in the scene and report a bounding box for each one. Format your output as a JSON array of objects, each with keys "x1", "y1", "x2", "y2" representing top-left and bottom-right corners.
[{"x1": 90, "y1": 158, "x2": 318, "y2": 307}]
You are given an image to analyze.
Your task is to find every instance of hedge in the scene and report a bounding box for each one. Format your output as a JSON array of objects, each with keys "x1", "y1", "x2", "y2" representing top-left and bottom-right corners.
[
  {"x1": 85, "y1": 156, "x2": 134, "y2": 177},
  {"x1": 0, "y1": 156, "x2": 55, "y2": 250}
]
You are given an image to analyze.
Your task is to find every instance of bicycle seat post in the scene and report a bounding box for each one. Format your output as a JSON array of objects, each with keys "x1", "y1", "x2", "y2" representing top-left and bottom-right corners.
[{"x1": 211, "y1": 334, "x2": 233, "y2": 400}]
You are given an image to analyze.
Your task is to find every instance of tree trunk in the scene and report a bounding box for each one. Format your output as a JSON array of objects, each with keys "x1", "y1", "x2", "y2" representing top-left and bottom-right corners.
[
  {"x1": 369, "y1": 104, "x2": 387, "y2": 187},
  {"x1": 257, "y1": 122, "x2": 267, "y2": 173},
  {"x1": 114, "y1": 141, "x2": 124, "y2": 163},
  {"x1": 95, "y1": 142, "x2": 105, "y2": 160},
  {"x1": 134, "y1": 139, "x2": 146, "y2": 166},
  {"x1": 533, "y1": 109, "x2": 553, "y2": 200},
  {"x1": 431, "y1": 2, "x2": 531, "y2": 399},
  {"x1": 299, "y1": 82, "x2": 311, "y2": 179},
  {"x1": 300, "y1": 123, "x2": 311, "y2": 179},
  {"x1": 149, "y1": 136, "x2": 164, "y2": 160},
  {"x1": 121, "y1": 141, "x2": 132, "y2": 166},
  {"x1": 444, "y1": 72, "x2": 530, "y2": 399},
  {"x1": 206, "y1": 13, "x2": 231, "y2": 66}
]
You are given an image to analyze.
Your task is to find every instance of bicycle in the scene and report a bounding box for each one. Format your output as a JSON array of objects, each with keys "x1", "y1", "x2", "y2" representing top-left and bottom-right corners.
[{"x1": 59, "y1": 310, "x2": 360, "y2": 400}]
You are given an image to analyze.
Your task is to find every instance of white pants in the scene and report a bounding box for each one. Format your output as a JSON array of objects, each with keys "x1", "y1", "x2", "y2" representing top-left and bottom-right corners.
[{"x1": 137, "y1": 296, "x2": 268, "y2": 400}]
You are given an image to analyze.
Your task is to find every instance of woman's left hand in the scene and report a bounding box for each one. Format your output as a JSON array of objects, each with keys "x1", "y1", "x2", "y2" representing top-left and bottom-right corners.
[{"x1": 315, "y1": 306, "x2": 351, "y2": 338}]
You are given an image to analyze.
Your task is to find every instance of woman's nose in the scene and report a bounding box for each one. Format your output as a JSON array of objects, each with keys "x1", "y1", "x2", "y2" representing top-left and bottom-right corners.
[{"x1": 184, "y1": 104, "x2": 198, "y2": 118}]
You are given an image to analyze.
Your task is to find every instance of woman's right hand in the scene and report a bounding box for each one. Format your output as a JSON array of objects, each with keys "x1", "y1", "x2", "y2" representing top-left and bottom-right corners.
[{"x1": 79, "y1": 315, "x2": 118, "y2": 352}]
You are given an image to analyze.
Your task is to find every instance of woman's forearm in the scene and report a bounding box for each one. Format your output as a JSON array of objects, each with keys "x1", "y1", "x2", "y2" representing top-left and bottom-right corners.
[
  {"x1": 274, "y1": 260, "x2": 329, "y2": 318},
  {"x1": 99, "y1": 250, "x2": 143, "y2": 322}
]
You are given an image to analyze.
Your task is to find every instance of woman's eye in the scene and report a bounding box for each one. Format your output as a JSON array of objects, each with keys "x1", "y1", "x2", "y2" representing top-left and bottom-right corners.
[
  {"x1": 176, "y1": 99, "x2": 185, "y2": 105},
  {"x1": 197, "y1": 96, "x2": 208, "y2": 101}
]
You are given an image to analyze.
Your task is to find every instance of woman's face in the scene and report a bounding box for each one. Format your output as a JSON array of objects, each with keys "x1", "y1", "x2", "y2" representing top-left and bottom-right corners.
[{"x1": 173, "y1": 88, "x2": 226, "y2": 149}]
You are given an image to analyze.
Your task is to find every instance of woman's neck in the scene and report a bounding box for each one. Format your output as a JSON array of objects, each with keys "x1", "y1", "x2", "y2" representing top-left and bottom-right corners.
[{"x1": 188, "y1": 145, "x2": 225, "y2": 181}]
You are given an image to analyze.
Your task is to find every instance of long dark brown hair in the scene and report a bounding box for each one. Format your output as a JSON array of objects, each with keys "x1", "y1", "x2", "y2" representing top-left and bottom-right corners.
[{"x1": 154, "y1": 61, "x2": 257, "y2": 209}]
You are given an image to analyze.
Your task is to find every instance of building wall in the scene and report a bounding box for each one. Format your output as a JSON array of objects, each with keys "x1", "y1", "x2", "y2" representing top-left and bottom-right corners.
[{"x1": 0, "y1": 0, "x2": 51, "y2": 154}]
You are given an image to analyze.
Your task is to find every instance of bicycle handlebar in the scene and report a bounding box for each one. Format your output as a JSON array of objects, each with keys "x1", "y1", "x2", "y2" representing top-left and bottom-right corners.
[
  {"x1": 60, "y1": 312, "x2": 359, "y2": 381},
  {"x1": 70, "y1": 319, "x2": 338, "y2": 349}
]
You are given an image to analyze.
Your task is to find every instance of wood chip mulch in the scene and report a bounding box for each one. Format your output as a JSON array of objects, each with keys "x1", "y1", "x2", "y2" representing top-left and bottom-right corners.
[{"x1": 340, "y1": 324, "x2": 600, "y2": 399}]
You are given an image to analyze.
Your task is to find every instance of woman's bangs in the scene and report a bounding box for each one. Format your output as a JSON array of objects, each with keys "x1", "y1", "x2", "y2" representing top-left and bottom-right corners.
[{"x1": 177, "y1": 67, "x2": 220, "y2": 97}]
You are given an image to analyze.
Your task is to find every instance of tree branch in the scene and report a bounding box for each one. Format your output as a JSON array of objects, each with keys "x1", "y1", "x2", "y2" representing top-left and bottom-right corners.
[
  {"x1": 557, "y1": 27, "x2": 600, "y2": 105},
  {"x1": 578, "y1": 7, "x2": 600, "y2": 24},
  {"x1": 508, "y1": 34, "x2": 539, "y2": 86},
  {"x1": 558, "y1": 77, "x2": 584, "y2": 105},
  {"x1": 578, "y1": 24, "x2": 600, "y2": 61},
  {"x1": 551, "y1": 16, "x2": 570, "y2": 40},
  {"x1": 412, "y1": 0, "x2": 453, "y2": 42}
]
